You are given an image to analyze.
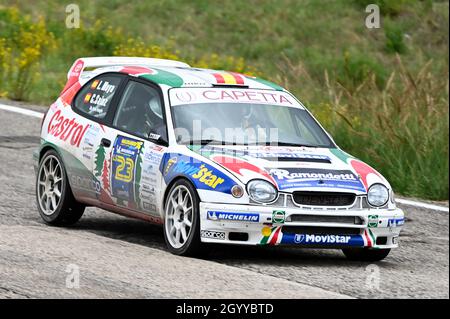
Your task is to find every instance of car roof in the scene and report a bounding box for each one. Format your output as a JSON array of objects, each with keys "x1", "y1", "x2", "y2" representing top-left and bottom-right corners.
[{"x1": 73, "y1": 57, "x2": 285, "y2": 91}]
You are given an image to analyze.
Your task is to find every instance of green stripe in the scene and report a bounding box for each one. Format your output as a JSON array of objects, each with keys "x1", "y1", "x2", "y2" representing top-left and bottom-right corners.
[
  {"x1": 248, "y1": 77, "x2": 284, "y2": 91},
  {"x1": 139, "y1": 68, "x2": 184, "y2": 87},
  {"x1": 330, "y1": 148, "x2": 355, "y2": 164}
]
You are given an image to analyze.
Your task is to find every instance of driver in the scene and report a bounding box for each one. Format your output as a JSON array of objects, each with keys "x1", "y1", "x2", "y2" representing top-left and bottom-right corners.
[
  {"x1": 145, "y1": 96, "x2": 167, "y2": 141},
  {"x1": 240, "y1": 106, "x2": 267, "y2": 143}
]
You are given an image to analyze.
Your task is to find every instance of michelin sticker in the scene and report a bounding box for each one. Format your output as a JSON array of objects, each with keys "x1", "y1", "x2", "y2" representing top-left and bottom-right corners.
[{"x1": 207, "y1": 211, "x2": 260, "y2": 222}]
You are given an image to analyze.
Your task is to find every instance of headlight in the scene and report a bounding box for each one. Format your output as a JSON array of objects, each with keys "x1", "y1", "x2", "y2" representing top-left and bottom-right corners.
[
  {"x1": 367, "y1": 183, "x2": 389, "y2": 207},
  {"x1": 247, "y1": 179, "x2": 278, "y2": 203}
]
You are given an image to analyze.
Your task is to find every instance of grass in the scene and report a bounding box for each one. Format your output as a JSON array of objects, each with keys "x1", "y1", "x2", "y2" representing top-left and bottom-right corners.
[{"x1": 0, "y1": 0, "x2": 448, "y2": 199}]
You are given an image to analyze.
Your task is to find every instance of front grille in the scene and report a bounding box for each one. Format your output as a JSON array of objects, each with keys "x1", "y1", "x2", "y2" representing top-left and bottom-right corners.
[
  {"x1": 288, "y1": 214, "x2": 364, "y2": 225},
  {"x1": 292, "y1": 191, "x2": 356, "y2": 206},
  {"x1": 282, "y1": 226, "x2": 361, "y2": 236}
]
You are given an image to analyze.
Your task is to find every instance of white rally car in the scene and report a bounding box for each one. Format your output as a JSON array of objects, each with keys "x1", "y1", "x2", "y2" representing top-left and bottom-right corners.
[{"x1": 34, "y1": 57, "x2": 404, "y2": 261}]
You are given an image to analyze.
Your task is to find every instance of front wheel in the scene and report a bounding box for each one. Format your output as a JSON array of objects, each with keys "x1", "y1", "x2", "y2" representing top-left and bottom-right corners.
[
  {"x1": 342, "y1": 248, "x2": 391, "y2": 262},
  {"x1": 36, "y1": 150, "x2": 85, "y2": 226},
  {"x1": 163, "y1": 179, "x2": 202, "y2": 256}
]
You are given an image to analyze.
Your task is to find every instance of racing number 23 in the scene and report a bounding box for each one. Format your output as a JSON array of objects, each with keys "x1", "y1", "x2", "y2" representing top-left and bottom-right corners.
[{"x1": 114, "y1": 155, "x2": 134, "y2": 183}]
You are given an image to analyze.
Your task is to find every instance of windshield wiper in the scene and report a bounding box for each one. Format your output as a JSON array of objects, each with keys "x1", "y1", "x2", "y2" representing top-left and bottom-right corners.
[
  {"x1": 281, "y1": 142, "x2": 319, "y2": 148},
  {"x1": 253, "y1": 142, "x2": 320, "y2": 148},
  {"x1": 182, "y1": 139, "x2": 229, "y2": 146}
]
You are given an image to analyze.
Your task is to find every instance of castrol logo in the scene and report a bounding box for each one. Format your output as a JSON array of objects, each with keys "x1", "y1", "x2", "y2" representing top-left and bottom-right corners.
[{"x1": 47, "y1": 110, "x2": 89, "y2": 147}]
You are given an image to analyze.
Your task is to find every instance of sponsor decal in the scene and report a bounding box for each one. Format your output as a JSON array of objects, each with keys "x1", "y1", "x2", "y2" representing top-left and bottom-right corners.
[
  {"x1": 201, "y1": 230, "x2": 226, "y2": 240},
  {"x1": 280, "y1": 233, "x2": 365, "y2": 247},
  {"x1": 111, "y1": 136, "x2": 143, "y2": 202},
  {"x1": 142, "y1": 202, "x2": 157, "y2": 213},
  {"x1": 368, "y1": 215, "x2": 379, "y2": 228},
  {"x1": 207, "y1": 211, "x2": 260, "y2": 222},
  {"x1": 260, "y1": 226, "x2": 282, "y2": 245},
  {"x1": 144, "y1": 151, "x2": 164, "y2": 165},
  {"x1": 191, "y1": 164, "x2": 226, "y2": 189},
  {"x1": 248, "y1": 151, "x2": 330, "y2": 161},
  {"x1": 70, "y1": 175, "x2": 101, "y2": 195},
  {"x1": 162, "y1": 154, "x2": 235, "y2": 193},
  {"x1": 141, "y1": 175, "x2": 157, "y2": 185},
  {"x1": 272, "y1": 210, "x2": 285, "y2": 224},
  {"x1": 169, "y1": 88, "x2": 303, "y2": 108},
  {"x1": 164, "y1": 157, "x2": 178, "y2": 175},
  {"x1": 388, "y1": 217, "x2": 405, "y2": 227},
  {"x1": 269, "y1": 168, "x2": 366, "y2": 192},
  {"x1": 47, "y1": 110, "x2": 89, "y2": 147},
  {"x1": 294, "y1": 234, "x2": 351, "y2": 244},
  {"x1": 81, "y1": 124, "x2": 99, "y2": 161},
  {"x1": 149, "y1": 133, "x2": 161, "y2": 140}
]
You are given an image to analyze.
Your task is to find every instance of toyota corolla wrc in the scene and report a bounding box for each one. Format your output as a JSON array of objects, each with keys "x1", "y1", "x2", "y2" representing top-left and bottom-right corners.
[{"x1": 34, "y1": 56, "x2": 404, "y2": 261}]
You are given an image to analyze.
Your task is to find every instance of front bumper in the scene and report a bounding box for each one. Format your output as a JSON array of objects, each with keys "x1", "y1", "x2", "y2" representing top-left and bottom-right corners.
[{"x1": 200, "y1": 202, "x2": 404, "y2": 249}]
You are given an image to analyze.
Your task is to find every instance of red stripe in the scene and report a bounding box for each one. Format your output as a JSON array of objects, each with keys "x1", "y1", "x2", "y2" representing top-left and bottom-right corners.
[
  {"x1": 270, "y1": 227, "x2": 281, "y2": 245},
  {"x1": 213, "y1": 73, "x2": 226, "y2": 84},
  {"x1": 232, "y1": 73, "x2": 245, "y2": 85},
  {"x1": 364, "y1": 230, "x2": 372, "y2": 247}
]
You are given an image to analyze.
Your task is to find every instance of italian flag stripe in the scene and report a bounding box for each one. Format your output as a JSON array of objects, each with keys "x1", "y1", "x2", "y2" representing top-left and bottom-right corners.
[
  {"x1": 364, "y1": 229, "x2": 373, "y2": 247},
  {"x1": 269, "y1": 227, "x2": 282, "y2": 245},
  {"x1": 368, "y1": 229, "x2": 376, "y2": 245}
]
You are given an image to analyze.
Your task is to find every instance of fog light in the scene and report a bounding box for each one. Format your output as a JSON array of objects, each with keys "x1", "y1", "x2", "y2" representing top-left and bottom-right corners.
[{"x1": 231, "y1": 185, "x2": 244, "y2": 198}]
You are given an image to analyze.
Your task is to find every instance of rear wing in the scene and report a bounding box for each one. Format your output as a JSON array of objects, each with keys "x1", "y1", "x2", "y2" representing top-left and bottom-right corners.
[{"x1": 61, "y1": 56, "x2": 190, "y2": 94}]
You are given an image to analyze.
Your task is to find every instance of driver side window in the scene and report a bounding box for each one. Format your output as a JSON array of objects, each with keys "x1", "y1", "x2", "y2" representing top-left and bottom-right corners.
[{"x1": 113, "y1": 81, "x2": 166, "y2": 142}]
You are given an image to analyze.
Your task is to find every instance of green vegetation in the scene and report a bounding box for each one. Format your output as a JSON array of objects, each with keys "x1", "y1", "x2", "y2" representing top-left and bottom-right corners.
[{"x1": 0, "y1": 0, "x2": 448, "y2": 199}]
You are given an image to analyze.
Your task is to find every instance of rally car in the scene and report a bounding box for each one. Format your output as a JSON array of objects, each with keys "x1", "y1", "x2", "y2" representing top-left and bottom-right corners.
[{"x1": 34, "y1": 57, "x2": 404, "y2": 261}]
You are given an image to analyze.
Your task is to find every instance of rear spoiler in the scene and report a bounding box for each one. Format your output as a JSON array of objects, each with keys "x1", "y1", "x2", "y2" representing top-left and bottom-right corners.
[{"x1": 61, "y1": 56, "x2": 190, "y2": 94}]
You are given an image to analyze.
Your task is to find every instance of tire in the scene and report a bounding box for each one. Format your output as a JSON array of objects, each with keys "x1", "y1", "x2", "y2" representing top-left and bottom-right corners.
[
  {"x1": 36, "y1": 150, "x2": 85, "y2": 226},
  {"x1": 163, "y1": 179, "x2": 203, "y2": 256},
  {"x1": 342, "y1": 248, "x2": 391, "y2": 262}
]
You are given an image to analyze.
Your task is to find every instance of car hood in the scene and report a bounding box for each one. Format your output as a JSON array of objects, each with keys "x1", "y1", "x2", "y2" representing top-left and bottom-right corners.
[{"x1": 189, "y1": 145, "x2": 389, "y2": 194}]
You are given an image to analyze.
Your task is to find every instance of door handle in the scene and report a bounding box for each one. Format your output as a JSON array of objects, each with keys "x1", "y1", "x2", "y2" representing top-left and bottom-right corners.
[{"x1": 101, "y1": 138, "x2": 111, "y2": 148}]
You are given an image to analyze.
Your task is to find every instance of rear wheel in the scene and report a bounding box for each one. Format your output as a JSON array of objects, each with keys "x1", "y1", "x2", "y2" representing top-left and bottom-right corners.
[
  {"x1": 36, "y1": 150, "x2": 85, "y2": 226},
  {"x1": 342, "y1": 248, "x2": 391, "y2": 262},
  {"x1": 163, "y1": 179, "x2": 202, "y2": 256}
]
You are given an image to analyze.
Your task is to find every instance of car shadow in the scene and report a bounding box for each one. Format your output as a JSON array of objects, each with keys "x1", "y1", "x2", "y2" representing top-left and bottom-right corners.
[{"x1": 68, "y1": 208, "x2": 396, "y2": 268}]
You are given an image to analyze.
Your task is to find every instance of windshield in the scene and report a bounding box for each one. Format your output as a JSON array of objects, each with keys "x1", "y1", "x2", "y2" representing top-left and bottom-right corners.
[{"x1": 169, "y1": 88, "x2": 334, "y2": 148}]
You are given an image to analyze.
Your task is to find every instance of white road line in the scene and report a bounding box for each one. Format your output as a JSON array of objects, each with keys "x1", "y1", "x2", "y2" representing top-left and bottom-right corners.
[
  {"x1": 0, "y1": 103, "x2": 44, "y2": 119},
  {"x1": 0, "y1": 102, "x2": 448, "y2": 213},
  {"x1": 396, "y1": 198, "x2": 449, "y2": 213}
]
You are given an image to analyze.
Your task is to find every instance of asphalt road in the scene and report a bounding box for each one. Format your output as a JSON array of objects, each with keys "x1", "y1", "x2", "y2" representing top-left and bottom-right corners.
[{"x1": 0, "y1": 103, "x2": 448, "y2": 299}]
